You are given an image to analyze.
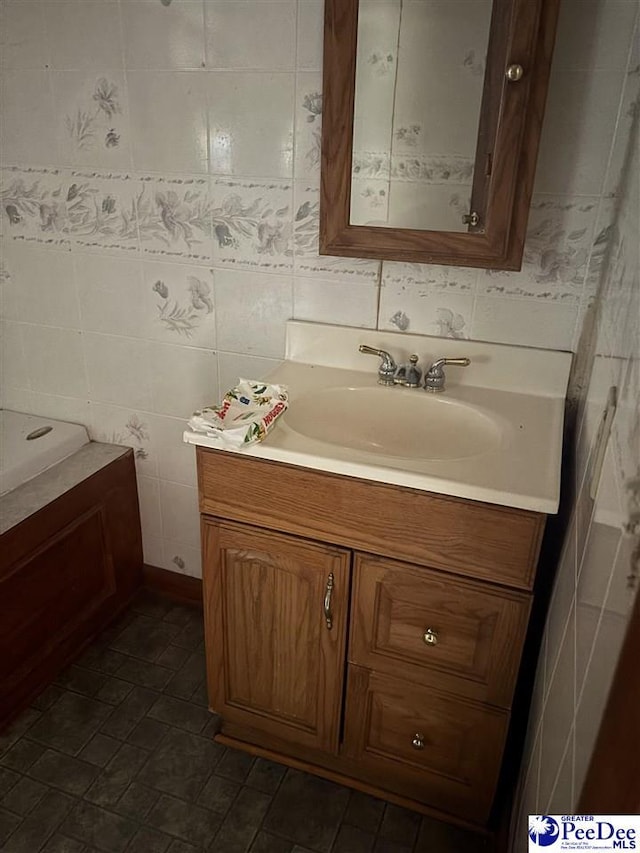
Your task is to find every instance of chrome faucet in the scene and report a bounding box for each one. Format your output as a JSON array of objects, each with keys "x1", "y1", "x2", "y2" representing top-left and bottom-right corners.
[
  {"x1": 424, "y1": 357, "x2": 470, "y2": 392},
  {"x1": 394, "y1": 354, "x2": 422, "y2": 388},
  {"x1": 359, "y1": 345, "x2": 397, "y2": 386}
]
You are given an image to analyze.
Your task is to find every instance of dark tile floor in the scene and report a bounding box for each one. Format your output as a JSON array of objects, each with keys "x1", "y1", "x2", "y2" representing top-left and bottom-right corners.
[{"x1": 0, "y1": 592, "x2": 488, "y2": 853}]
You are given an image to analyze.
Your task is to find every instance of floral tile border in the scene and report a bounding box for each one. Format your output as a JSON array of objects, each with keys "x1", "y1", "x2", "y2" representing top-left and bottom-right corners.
[
  {"x1": 1, "y1": 165, "x2": 140, "y2": 254},
  {"x1": 293, "y1": 183, "x2": 381, "y2": 280},
  {"x1": 1, "y1": 166, "x2": 73, "y2": 250},
  {"x1": 69, "y1": 169, "x2": 140, "y2": 256},
  {"x1": 381, "y1": 261, "x2": 478, "y2": 293},
  {"x1": 137, "y1": 174, "x2": 212, "y2": 265},
  {"x1": 479, "y1": 196, "x2": 600, "y2": 300},
  {"x1": 210, "y1": 178, "x2": 294, "y2": 273},
  {"x1": 351, "y1": 150, "x2": 475, "y2": 185}
]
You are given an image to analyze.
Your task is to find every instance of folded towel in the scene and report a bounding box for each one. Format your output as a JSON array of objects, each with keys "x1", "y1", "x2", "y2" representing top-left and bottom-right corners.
[{"x1": 187, "y1": 378, "x2": 288, "y2": 449}]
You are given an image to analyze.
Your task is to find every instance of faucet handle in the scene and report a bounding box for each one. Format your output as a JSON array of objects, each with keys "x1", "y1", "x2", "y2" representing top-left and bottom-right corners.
[
  {"x1": 431, "y1": 357, "x2": 471, "y2": 369},
  {"x1": 359, "y1": 344, "x2": 397, "y2": 385},
  {"x1": 424, "y1": 357, "x2": 470, "y2": 392}
]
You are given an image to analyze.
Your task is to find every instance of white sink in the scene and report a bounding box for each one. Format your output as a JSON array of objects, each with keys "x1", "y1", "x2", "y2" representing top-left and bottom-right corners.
[
  {"x1": 284, "y1": 386, "x2": 502, "y2": 460},
  {"x1": 185, "y1": 321, "x2": 572, "y2": 513}
]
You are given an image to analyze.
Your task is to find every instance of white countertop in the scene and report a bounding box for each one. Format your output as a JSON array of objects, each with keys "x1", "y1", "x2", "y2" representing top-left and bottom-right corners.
[{"x1": 185, "y1": 322, "x2": 572, "y2": 514}]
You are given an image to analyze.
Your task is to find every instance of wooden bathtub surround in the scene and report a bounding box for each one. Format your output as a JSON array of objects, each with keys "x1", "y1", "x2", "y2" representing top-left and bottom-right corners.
[
  {"x1": 197, "y1": 447, "x2": 547, "y2": 828},
  {"x1": 0, "y1": 447, "x2": 143, "y2": 730}
]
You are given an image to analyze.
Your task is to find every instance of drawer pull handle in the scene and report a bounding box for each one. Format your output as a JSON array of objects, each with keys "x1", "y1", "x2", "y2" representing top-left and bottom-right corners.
[
  {"x1": 323, "y1": 572, "x2": 334, "y2": 630},
  {"x1": 412, "y1": 733, "x2": 425, "y2": 750},
  {"x1": 423, "y1": 628, "x2": 438, "y2": 646}
]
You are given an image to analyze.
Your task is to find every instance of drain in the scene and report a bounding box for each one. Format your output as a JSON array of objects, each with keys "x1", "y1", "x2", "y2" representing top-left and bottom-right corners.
[{"x1": 26, "y1": 426, "x2": 53, "y2": 440}]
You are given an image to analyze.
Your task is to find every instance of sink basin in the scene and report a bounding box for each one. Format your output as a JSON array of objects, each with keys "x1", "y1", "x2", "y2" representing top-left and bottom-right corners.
[
  {"x1": 283, "y1": 387, "x2": 502, "y2": 460},
  {"x1": 185, "y1": 321, "x2": 573, "y2": 511}
]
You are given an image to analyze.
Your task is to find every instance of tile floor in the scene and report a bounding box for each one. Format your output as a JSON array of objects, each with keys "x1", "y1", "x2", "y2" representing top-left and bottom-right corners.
[{"x1": 0, "y1": 592, "x2": 488, "y2": 853}]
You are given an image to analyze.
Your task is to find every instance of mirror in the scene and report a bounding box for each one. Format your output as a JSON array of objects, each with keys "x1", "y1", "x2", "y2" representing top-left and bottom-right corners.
[
  {"x1": 351, "y1": 0, "x2": 493, "y2": 232},
  {"x1": 320, "y1": 0, "x2": 561, "y2": 270}
]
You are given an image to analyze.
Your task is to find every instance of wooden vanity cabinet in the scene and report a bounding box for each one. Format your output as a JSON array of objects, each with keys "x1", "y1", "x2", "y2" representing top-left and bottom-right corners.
[{"x1": 197, "y1": 447, "x2": 546, "y2": 827}]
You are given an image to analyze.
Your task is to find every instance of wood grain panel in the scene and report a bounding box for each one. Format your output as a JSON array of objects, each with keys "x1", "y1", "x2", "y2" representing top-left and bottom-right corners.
[
  {"x1": 202, "y1": 519, "x2": 350, "y2": 754},
  {"x1": 350, "y1": 554, "x2": 531, "y2": 707},
  {"x1": 343, "y1": 666, "x2": 509, "y2": 823},
  {"x1": 197, "y1": 448, "x2": 545, "y2": 590},
  {"x1": 0, "y1": 508, "x2": 114, "y2": 683},
  {"x1": 319, "y1": 0, "x2": 561, "y2": 270},
  {"x1": 0, "y1": 450, "x2": 143, "y2": 730}
]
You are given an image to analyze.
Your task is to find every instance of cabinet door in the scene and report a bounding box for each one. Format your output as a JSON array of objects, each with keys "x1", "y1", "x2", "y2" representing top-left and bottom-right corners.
[
  {"x1": 343, "y1": 666, "x2": 509, "y2": 823},
  {"x1": 202, "y1": 519, "x2": 350, "y2": 754}
]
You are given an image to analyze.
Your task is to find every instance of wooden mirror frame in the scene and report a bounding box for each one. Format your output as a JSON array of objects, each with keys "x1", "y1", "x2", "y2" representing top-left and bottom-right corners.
[{"x1": 319, "y1": 0, "x2": 562, "y2": 271}]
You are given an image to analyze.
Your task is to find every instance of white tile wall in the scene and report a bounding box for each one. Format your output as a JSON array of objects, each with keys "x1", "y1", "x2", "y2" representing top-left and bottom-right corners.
[
  {"x1": 0, "y1": 2, "x2": 49, "y2": 70},
  {"x1": 511, "y1": 20, "x2": 639, "y2": 834},
  {"x1": 123, "y1": 1, "x2": 206, "y2": 70},
  {"x1": 1, "y1": 0, "x2": 637, "y2": 626},
  {"x1": 204, "y1": 2, "x2": 296, "y2": 71},
  {"x1": 128, "y1": 72, "x2": 208, "y2": 173},
  {"x1": 45, "y1": 2, "x2": 123, "y2": 70}
]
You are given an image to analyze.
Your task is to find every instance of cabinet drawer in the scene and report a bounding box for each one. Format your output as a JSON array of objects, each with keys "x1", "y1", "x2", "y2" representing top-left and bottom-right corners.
[
  {"x1": 197, "y1": 448, "x2": 545, "y2": 589},
  {"x1": 350, "y1": 554, "x2": 531, "y2": 707},
  {"x1": 343, "y1": 666, "x2": 508, "y2": 823}
]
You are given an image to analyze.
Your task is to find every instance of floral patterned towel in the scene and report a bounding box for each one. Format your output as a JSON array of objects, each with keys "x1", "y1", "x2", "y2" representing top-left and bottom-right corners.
[{"x1": 187, "y1": 379, "x2": 288, "y2": 449}]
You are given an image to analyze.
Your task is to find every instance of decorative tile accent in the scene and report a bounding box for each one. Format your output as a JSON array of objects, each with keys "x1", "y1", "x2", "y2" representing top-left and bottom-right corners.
[
  {"x1": 138, "y1": 175, "x2": 212, "y2": 265},
  {"x1": 68, "y1": 170, "x2": 140, "y2": 255},
  {"x1": 1, "y1": 167, "x2": 73, "y2": 249},
  {"x1": 161, "y1": 541, "x2": 203, "y2": 580},
  {"x1": 479, "y1": 196, "x2": 600, "y2": 299},
  {"x1": 1, "y1": 166, "x2": 140, "y2": 254},
  {"x1": 210, "y1": 178, "x2": 293, "y2": 272},
  {"x1": 294, "y1": 79, "x2": 322, "y2": 180},
  {"x1": 293, "y1": 184, "x2": 381, "y2": 280},
  {"x1": 350, "y1": 178, "x2": 390, "y2": 227},
  {"x1": 378, "y1": 273, "x2": 476, "y2": 339},
  {"x1": 142, "y1": 262, "x2": 215, "y2": 347},
  {"x1": 381, "y1": 261, "x2": 478, "y2": 293},
  {"x1": 53, "y1": 71, "x2": 132, "y2": 170},
  {"x1": 87, "y1": 403, "x2": 157, "y2": 477}
]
